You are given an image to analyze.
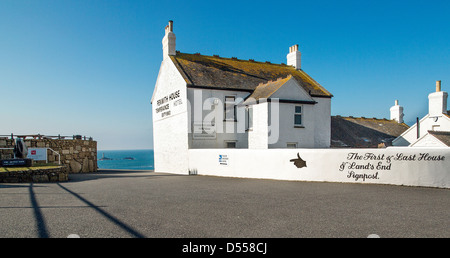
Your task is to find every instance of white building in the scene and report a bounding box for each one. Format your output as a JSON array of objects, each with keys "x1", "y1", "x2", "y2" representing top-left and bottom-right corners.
[
  {"x1": 151, "y1": 21, "x2": 333, "y2": 173},
  {"x1": 393, "y1": 80, "x2": 450, "y2": 147}
]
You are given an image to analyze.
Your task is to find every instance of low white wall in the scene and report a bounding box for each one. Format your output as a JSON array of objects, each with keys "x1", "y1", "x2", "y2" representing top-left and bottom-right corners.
[{"x1": 188, "y1": 147, "x2": 450, "y2": 188}]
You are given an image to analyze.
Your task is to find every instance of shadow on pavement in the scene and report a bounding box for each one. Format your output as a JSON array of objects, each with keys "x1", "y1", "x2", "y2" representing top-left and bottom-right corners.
[
  {"x1": 57, "y1": 183, "x2": 146, "y2": 238},
  {"x1": 29, "y1": 183, "x2": 50, "y2": 238},
  {"x1": 67, "y1": 169, "x2": 182, "y2": 183}
]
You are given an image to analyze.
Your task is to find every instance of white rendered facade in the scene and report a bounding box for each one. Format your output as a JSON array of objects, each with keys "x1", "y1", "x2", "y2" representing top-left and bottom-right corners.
[
  {"x1": 152, "y1": 55, "x2": 189, "y2": 173},
  {"x1": 390, "y1": 100, "x2": 404, "y2": 124},
  {"x1": 393, "y1": 81, "x2": 450, "y2": 147},
  {"x1": 151, "y1": 21, "x2": 332, "y2": 173}
]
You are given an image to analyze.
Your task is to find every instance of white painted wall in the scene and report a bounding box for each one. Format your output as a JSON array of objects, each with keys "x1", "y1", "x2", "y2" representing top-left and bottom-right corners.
[
  {"x1": 187, "y1": 88, "x2": 250, "y2": 149},
  {"x1": 265, "y1": 78, "x2": 331, "y2": 148},
  {"x1": 411, "y1": 134, "x2": 448, "y2": 147},
  {"x1": 393, "y1": 115, "x2": 450, "y2": 146},
  {"x1": 390, "y1": 100, "x2": 404, "y2": 123},
  {"x1": 286, "y1": 45, "x2": 301, "y2": 69},
  {"x1": 189, "y1": 148, "x2": 450, "y2": 188},
  {"x1": 268, "y1": 102, "x2": 315, "y2": 148},
  {"x1": 152, "y1": 58, "x2": 189, "y2": 174},
  {"x1": 162, "y1": 21, "x2": 176, "y2": 58},
  {"x1": 270, "y1": 78, "x2": 313, "y2": 100},
  {"x1": 429, "y1": 91, "x2": 448, "y2": 117},
  {"x1": 184, "y1": 82, "x2": 331, "y2": 149},
  {"x1": 266, "y1": 99, "x2": 330, "y2": 148},
  {"x1": 394, "y1": 86, "x2": 449, "y2": 147},
  {"x1": 248, "y1": 102, "x2": 269, "y2": 149},
  {"x1": 312, "y1": 97, "x2": 331, "y2": 148}
]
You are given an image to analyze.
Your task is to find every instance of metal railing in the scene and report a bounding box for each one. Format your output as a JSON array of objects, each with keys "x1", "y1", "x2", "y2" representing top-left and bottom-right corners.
[
  {"x1": 48, "y1": 148, "x2": 61, "y2": 165},
  {"x1": 0, "y1": 134, "x2": 93, "y2": 141}
]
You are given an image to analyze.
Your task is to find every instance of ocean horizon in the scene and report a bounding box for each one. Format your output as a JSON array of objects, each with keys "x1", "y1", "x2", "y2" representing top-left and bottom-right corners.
[{"x1": 97, "y1": 149, "x2": 154, "y2": 170}]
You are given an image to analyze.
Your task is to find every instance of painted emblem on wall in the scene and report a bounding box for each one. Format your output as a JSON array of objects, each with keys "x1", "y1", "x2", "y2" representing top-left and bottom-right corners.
[{"x1": 290, "y1": 153, "x2": 307, "y2": 168}]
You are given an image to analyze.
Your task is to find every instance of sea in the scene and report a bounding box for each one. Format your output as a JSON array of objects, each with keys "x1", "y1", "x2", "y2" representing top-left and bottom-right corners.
[{"x1": 97, "y1": 149, "x2": 154, "y2": 170}]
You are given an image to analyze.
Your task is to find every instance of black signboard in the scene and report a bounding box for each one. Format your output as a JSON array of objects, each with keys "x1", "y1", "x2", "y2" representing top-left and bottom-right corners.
[{"x1": 0, "y1": 159, "x2": 33, "y2": 167}]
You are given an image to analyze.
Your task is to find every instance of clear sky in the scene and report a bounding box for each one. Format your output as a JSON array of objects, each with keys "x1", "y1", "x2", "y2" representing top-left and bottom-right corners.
[{"x1": 1, "y1": 0, "x2": 449, "y2": 150}]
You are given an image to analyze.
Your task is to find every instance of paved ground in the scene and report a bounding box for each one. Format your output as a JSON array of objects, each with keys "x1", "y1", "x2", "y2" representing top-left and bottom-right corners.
[{"x1": 0, "y1": 169, "x2": 448, "y2": 238}]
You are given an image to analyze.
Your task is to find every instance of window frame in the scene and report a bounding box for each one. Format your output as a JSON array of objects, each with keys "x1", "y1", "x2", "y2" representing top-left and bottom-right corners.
[
  {"x1": 224, "y1": 96, "x2": 237, "y2": 122},
  {"x1": 294, "y1": 105, "x2": 304, "y2": 127},
  {"x1": 287, "y1": 142, "x2": 297, "y2": 148},
  {"x1": 225, "y1": 141, "x2": 237, "y2": 148},
  {"x1": 246, "y1": 105, "x2": 253, "y2": 131}
]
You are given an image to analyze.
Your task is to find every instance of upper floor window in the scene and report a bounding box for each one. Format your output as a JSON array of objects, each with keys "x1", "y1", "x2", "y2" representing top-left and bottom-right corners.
[
  {"x1": 225, "y1": 96, "x2": 236, "y2": 121},
  {"x1": 294, "y1": 105, "x2": 303, "y2": 126},
  {"x1": 246, "y1": 105, "x2": 253, "y2": 131}
]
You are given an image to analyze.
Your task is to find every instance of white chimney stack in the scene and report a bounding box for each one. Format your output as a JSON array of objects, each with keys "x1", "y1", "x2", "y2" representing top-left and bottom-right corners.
[
  {"x1": 162, "y1": 20, "x2": 176, "y2": 59},
  {"x1": 287, "y1": 44, "x2": 301, "y2": 69},
  {"x1": 390, "y1": 99, "x2": 404, "y2": 123},
  {"x1": 428, "y1": 80, "x2": 448, "y2": 117}
]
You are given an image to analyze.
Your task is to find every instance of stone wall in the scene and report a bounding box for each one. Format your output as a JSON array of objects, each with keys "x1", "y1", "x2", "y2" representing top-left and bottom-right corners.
[
  {"x1": 0, "y1": 138, "x2": 97, "y2": 173},
  {"x1": 0, "y1": 167, "x2": 69, "y2": 183},
  {"x1": 0, "y1": 138, "x2": 14, "y2": 159}
]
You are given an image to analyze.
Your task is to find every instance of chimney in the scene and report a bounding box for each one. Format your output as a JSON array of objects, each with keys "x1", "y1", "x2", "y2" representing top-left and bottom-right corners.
[
  {"x1": 436, "y1": 80, "x2": 441, "y2": 92},
  {"x1": 390, "y1": 99, "x2": 404, "y2": 123},
  {"x1": 428, "y1": 80, "x2": 448, "y2": 117},
  {"x1": 162, "y1": 20, "x2": 176, "y2": 59},
  {"x1": 287, "y1": 44, "x2": 301, "y2": 69}
]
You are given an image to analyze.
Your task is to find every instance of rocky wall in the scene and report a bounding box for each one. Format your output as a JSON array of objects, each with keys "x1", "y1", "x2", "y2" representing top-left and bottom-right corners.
[
  {"x1": 0, "y1": 138, "x2": 14, "y2": 159},
  {"x1": 0, "y1": 138, "x2": 97, "y2": 173},
  {"x1": 0, "y1": 166, "x2": 69, "y2": 183}
]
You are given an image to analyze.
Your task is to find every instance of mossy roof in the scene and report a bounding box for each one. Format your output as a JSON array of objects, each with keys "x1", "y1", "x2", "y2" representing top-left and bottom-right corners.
[
  {"x1": 331, "y1": 116, "x2": 410, "y2": 148},
  {"x1": 170, "y1": 52, "x2": 333, "y2": 98},
  {"x1": 244, "y1": 75, "x2": 293, "y2": 103}
]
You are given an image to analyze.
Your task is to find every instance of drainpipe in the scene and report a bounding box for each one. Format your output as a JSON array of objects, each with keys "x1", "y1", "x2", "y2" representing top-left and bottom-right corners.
[{"x1": 416, "y1": 117, "x2": 420, "y2": 139}]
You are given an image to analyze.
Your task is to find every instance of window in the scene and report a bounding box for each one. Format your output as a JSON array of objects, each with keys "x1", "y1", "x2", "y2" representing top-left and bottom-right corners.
[
  {"x1": 287, "y1": 143, "x2": 297, "y2": 148},
  {"x1": 226, "y1": 141, "x2": 236, "y2": 148},
  {"x1": 246, "y1": 105, "x2": 253, "y2": 131},
  {"x1": 294, "y1": 105, "x2": 303, "y2": 127},
  {"x1": 224, "y1": 96, "x2": 236, "y2": 121}
]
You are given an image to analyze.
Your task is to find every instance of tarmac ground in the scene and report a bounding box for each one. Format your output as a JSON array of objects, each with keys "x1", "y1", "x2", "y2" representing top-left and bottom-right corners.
[{"x1": 0, "y1": 169, "x2": 449, "y2": 238}]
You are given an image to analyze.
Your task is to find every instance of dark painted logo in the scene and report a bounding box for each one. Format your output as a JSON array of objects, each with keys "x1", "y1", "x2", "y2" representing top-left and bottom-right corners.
[{"x1": 290, "y1": 153, "x2": 307, "y2": 168}]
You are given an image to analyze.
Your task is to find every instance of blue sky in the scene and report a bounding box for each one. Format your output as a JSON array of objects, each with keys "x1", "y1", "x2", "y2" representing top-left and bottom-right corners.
[{"x1": 1, "y1": 0, "x2": 449, "y2": 150}]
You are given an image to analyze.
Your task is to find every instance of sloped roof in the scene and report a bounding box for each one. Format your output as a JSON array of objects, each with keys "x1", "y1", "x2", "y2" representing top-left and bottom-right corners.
[
  {"x1": 170, "y1": 52, "x2": 332, "y2": 98},
  {"x1": 428, "y1": 131, "x2": 450, "y2": 146},
  {"x1": 331, "y1": 116, "x2": 410, "y2": 148},
  {"x1": 246, "y1": 75, "x2": 293, "y2": 102}
]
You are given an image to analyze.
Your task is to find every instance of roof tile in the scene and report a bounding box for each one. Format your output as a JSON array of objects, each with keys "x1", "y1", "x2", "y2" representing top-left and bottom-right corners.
[
  {"x1": 170, "y1": 52, "x2": 333, "y2": 98},
  {"x1": 331, "y1": 116, "x2": 409, "y2": 148}
]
